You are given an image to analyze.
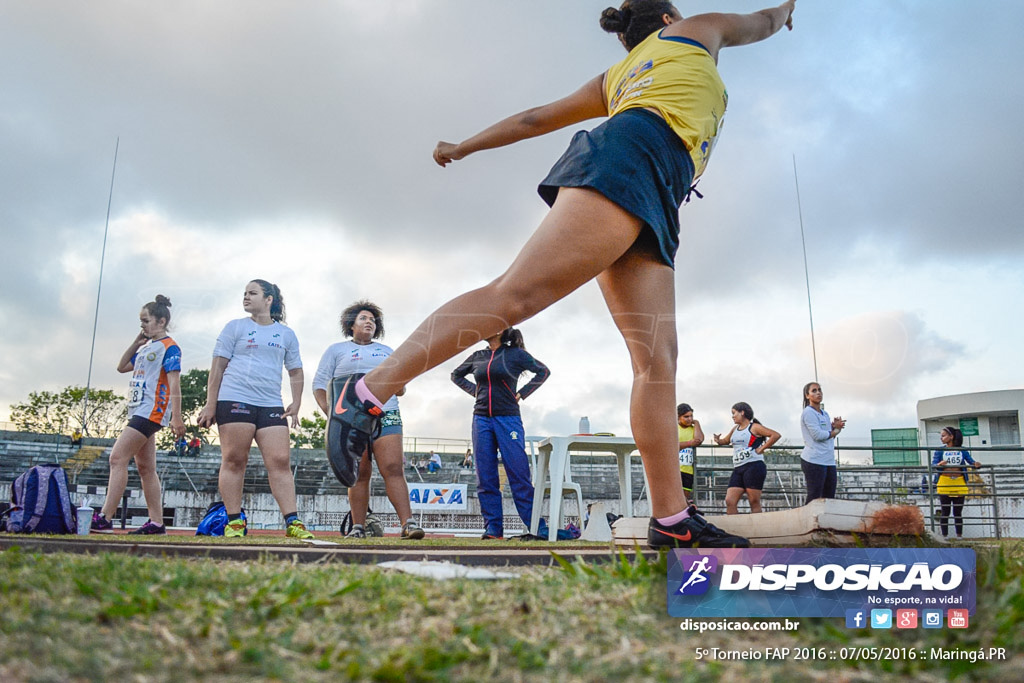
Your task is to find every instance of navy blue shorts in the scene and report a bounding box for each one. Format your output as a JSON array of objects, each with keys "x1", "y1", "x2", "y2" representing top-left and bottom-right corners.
[
  {"x1": 538, "y1": 108, "x2": 694, "y2": 268},
  {"x1": 126, "y1": 415, "x2": 162, "y2": 438},
  {"x1": 728, "y1": 460, "x2": 767, "y2": 491}
]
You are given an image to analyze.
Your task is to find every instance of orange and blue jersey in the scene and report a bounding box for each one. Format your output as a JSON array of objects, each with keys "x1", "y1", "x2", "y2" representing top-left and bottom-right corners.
[
  {"x1": 605, "y1": 28, "x2": 728, "y2": 180},
  {"x1": 127, "y1": 336, "x2": 181, "y2": 425}
]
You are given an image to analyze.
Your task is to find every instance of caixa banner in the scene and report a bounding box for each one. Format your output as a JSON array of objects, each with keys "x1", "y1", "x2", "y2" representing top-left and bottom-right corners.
[
  {"x1": 408, "y1": 484, "x2": 468, "y2": 511},
  {"x1": 668, "y1": 548, "x2": 975, "y2": 618}
]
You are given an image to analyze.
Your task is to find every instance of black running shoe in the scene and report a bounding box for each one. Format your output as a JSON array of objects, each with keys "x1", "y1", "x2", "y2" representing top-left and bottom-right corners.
[
  {"x1": 326, "y1": 374, "x2": 383, "y2": 487},
  {"x1": 648, "y1": 506, "x2": 750, "y2": 549},
  {"x1": 128, "y1": 520, "x2": 166, "y2": 535}
]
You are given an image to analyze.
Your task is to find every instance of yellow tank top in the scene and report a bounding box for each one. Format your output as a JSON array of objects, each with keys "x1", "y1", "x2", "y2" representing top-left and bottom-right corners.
[
  {"x1": 678, "y1": 424, "x2": 695, "y2": 474},
  {"x1": 605, "y1": 29, "x2": 727, "y2": 180}
]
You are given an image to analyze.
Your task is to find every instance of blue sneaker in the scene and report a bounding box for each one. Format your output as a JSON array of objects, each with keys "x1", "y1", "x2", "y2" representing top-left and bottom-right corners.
[{"x1": 327, "y1": 374, "x2": 383, "y2": 487}]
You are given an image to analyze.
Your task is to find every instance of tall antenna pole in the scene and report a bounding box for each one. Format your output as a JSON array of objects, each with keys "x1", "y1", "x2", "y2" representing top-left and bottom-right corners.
[
  {"x1": 793, "y1": 154, "x2": 819, "y2": 383},
  {"x1": 82, "y1": 137, "x2": 119, "y2": 435}
]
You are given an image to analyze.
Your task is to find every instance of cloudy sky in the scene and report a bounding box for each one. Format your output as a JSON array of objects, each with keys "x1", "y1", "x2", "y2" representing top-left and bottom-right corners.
[{"x1": 2, "y1": 1, "x2": 1022, "y2": 458}]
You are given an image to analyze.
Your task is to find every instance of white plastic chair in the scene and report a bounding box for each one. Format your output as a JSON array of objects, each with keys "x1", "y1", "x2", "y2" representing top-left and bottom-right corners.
[{"x1": 527, "y1": 436, "x2": 585, "y2": 529}]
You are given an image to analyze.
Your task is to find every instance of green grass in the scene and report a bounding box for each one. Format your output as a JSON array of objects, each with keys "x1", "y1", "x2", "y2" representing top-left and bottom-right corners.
[
  {"x1": 34, "y1": 532, "x2": 599, "y2": 548},
  {"x1": 0, "y1": 541, "x2": 1020, "y2": 682}
]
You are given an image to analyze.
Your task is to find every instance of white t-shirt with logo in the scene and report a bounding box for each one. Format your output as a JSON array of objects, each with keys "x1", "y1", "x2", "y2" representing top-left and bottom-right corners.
[
  {"x1": 312, "y1": 340, "x2": 398, "y2": 411},
  {"x1": 213, "y1": 318, "x2": 301, "y2": 406}
]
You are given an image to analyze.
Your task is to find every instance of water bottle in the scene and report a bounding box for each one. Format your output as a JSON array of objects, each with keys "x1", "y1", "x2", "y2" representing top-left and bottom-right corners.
[{"x1": 579, "y1": 416, "x2": 591, "y2": 434}]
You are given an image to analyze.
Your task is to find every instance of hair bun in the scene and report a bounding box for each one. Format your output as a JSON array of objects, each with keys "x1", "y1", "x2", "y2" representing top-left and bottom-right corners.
[
  {"x1": 599, "y1": 7, "x2": 629, "y2": 33},
  {"x1": 155, "y1": 294, "x2": 171, "y2": 307}
]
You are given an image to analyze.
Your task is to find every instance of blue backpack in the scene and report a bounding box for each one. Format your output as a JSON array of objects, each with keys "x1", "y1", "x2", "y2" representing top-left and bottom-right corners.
[
  {"x1": 3, "y1": 464, "x2": 77, "y2": 534},
  {"x1": 195, "y1": 501, "x2": 246, "y2": 536}
]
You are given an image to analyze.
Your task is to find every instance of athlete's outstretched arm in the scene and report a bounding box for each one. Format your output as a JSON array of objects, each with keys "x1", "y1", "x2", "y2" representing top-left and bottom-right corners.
[
  {"x1": 669, "y1": 0, "x2": 795, "y2": 60},
  {"x1": 433, "y1": 73, "x2": 607, "y2": 166}
]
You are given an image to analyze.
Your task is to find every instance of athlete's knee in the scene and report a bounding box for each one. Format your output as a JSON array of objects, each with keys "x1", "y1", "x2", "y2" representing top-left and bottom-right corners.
[
  {"x1": 489, "y1": 275, "x2": 548, "y2": 324},
  {"x1": 356, "y1": 464, "x2": 374, "y2": 484},
  {"x1": 108, "y1": 449, "x2": 132, "y2": 468},
  {"x1": 220, "y1": 450, "x2": 249, "y2": 472},
  {"x1": 622, "y1": 323, "x2": 677, "y2": 379},
  {"x1": 377, "y1": 460, "x2": 405, "y2": 480}
]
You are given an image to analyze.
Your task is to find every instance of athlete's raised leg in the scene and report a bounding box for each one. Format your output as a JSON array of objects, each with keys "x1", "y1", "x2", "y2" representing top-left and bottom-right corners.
[{"x1": 362, "y1": 188, "x2": 644, "y2": 400}]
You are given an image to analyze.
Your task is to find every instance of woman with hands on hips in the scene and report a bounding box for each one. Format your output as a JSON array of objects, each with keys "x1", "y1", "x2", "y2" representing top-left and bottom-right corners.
[{"x1": 714, "y1": 402, "x2": 780, "y2": 514}]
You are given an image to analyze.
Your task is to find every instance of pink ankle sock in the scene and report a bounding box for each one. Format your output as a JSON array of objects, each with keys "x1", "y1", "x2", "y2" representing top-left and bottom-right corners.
[
  {"x1": 656, "y1": 508, "x2": 691, "y2": 526},
  {"x1": 355, "y1": 377, "x2": 386, "y2": 410}
]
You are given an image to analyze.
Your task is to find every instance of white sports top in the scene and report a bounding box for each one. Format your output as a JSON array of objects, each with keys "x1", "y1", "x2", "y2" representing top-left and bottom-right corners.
[
  {"x1": 213, "y1": 318, "x2": 301, "y2": 406},
  {"x1": 730, "y1": 423, "x2": 765, "y2": 467},
  {"x1": 312, "y1": 340, "x2": 399, "y2": 411}
]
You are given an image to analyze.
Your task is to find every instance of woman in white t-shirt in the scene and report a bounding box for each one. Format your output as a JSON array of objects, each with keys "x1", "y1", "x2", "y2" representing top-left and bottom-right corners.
[
  {"x1": 313, "y1": 300, "x2": 423, "y2": 540},
  {"x1": 800, "y1": 382, "x2": 846, "y2": 504},
  {"x1": 197, "y1": 280, "x2": 312, "y2": 539}
]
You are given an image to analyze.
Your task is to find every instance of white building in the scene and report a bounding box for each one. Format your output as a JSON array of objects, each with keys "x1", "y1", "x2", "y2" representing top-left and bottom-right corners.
[{"x1": 916, "y1": 389, "x2": 1023, "y2": 466}]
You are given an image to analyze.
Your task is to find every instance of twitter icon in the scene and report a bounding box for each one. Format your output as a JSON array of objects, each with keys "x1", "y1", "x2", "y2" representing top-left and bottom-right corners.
[{"x1": 870, "y1": 609, "x2": 892, "y2": 629}]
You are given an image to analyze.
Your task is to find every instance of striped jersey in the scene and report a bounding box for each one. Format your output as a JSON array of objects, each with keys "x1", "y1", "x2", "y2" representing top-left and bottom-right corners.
[{"x1": 127, "y1": 336, "x2": 181, "y2": 425}]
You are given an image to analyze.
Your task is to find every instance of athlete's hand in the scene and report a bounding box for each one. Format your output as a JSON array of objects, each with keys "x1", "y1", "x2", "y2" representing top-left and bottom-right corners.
[
  {"x1": 196, "y1": 403, "x2": 215, "y2": 429},
  {"x1": 170, "y1": 415, "x2": 186, "y2": 439},
  {"x1": 283, "y1": 402, "x2": 300, "y2": 428},
  {"x1": 434, "y1": 141, "x2": 465, "y2": 167},
  {"x1": 782, "y1": 0, "x2": 795, "y2": 30}
]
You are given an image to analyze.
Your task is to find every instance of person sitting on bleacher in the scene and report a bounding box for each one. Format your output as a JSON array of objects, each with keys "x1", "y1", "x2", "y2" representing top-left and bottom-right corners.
[{"x1": 427, "y1": 450, "x2": 442, "y2": 473}]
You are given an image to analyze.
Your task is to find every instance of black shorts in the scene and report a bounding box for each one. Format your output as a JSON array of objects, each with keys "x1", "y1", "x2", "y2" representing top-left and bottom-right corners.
[
  {"x1": 215, "y1": 401, "x2": 287, "y2": 430},
  {"x1": 126, "y1": 415, "x2": 162, "y2": 438},
  {"x1": 680, "y1": 471, "x2": 694, "y2": 493},
  {"x1": 728, "y1": 460, "x2": 767, "y2": 491},
  {"x1": 538, "y1": 108, "x2": 694, "y2": 268}
]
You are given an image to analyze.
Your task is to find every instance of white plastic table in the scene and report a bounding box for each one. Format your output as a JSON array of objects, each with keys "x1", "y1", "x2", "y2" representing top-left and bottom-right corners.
[{"x1": 529, "y1": 435, "x2": 639, "y2": 541}]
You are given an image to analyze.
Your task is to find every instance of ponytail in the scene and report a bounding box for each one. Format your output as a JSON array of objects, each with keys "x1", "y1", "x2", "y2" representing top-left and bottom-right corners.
[
  {"x1": 251, "y1": 279, "x2": 286, "y2": 323},
  {"x1": 500, "y1": 327, "x2": 526, "y2": 349},
  {"x1": 599, "y1": 0, "x2": 678, "y2": 51}
]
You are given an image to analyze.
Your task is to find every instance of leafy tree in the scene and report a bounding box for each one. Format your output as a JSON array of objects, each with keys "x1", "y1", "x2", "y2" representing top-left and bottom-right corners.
[
  {"x1": 156, "y1": 368, "x2": 211, "y2": 449},
  {"x1": 290, "y1": 413, "x2": 326, "y2": 449},
  {"x1": 178, "y1": 368, "x2": 210, "y2": 437},
  {"x1": 9, "y1": 386, "x2": 126, "y2": 438}
]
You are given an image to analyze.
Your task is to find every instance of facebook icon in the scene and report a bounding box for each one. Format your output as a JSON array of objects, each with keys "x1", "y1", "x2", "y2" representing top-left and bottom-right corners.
[{"x1": 845, "y1": 609, "x2": 866, "y2": 629}]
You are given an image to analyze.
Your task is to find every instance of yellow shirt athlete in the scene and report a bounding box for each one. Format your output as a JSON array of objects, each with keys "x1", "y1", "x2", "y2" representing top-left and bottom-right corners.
[{"x1": 606, "y1": 30, "x2": 727, "y2": 180}]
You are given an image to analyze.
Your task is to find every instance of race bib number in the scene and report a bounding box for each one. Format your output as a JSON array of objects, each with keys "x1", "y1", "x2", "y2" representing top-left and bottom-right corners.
[
  {"x1": 127, "y1": 377, "x2": 144, "y2": 408},
  {"x1": 732, "y1": 448, "x2": 754, "y2": 465},
  {"x1": 944, "y1": 452, "x2": 964, "y2": 466},
  {"x1": 678, "y1": 448, "x2": 694, "y2": 467}
]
